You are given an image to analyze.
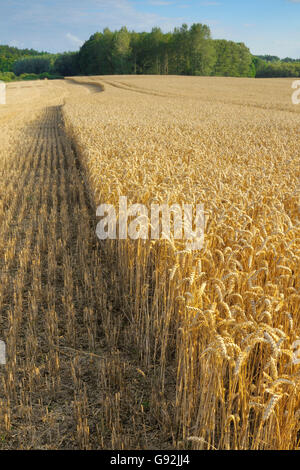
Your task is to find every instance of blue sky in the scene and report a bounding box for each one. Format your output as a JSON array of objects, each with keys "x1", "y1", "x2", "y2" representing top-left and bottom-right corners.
[{"x1": 1, "y1": 0, "x2": 300, "y2": 58}]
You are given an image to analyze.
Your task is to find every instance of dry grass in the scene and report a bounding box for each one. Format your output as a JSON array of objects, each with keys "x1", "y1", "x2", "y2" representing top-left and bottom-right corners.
[{"x1": 0, "y1": 76, "x2": 299, "y2": 449}]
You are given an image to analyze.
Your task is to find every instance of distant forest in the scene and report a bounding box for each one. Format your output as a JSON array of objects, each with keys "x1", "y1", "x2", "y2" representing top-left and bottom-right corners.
[{"x1": 1, "y1": 24, "x2": 300, "y2": 81}]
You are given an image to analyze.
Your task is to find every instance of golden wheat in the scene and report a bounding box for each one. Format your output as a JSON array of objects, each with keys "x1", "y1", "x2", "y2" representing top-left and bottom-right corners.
[{"x1": 0, "y1": 76, "x2": 299, "y2": 449}]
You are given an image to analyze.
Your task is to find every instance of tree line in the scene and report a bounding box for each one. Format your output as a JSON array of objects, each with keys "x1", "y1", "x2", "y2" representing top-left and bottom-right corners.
[
  {"x1": 254, "y1": 56, "x2": 300, "y2": 77},
  {"x1": 0, "y1": 46, "x2": 76, "y2": 81},
  {"x1": 78, "y1": 25, "x2": 254, "y2": 77},
  {"x1": 0, "y1": 45, "x2": 55, "y2": 82},
  {"x1": 0, "y1": 45, "x2": 46, "y2": 72},
  {"x1": 1, "y1": 24, "x2": 300, "y2": 80}
]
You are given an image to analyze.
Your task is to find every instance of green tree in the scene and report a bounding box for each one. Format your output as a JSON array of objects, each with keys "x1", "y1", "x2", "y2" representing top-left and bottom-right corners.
[
  {"x1": 112, "y1": 27, "x2": 131, "y2": 74},
  {"x1": 213, "y1": 40, "x2": 253, "y2": 77},
  {"x1": 53, "y1": 52, "x2": 80, "y2": 76},
  {"x1": 189, "y1": 23, "x2": 216, "y2": 75},
  {"x1": 13, "y1": 56, "x2": 52, "y2": 76}
]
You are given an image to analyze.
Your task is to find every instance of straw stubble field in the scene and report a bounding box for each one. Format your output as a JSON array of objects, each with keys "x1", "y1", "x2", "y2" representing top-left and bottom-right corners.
[{"x1": 0, "y1": 76, "x2": 299, "y2": 449}]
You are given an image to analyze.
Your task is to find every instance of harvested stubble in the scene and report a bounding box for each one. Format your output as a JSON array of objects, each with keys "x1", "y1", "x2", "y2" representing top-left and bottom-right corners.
[{"x1": 0, "y1": 76, "x2": 299, "y2": 449}]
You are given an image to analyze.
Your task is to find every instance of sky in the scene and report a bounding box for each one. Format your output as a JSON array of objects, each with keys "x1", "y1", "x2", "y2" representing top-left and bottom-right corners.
[{"x1": 1, "y1": 0, "x2": 300, "y2": 58}]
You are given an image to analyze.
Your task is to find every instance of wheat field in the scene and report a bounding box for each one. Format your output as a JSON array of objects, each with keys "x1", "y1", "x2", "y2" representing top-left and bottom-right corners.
[{"x1": 0, "y1": 76, "x2": 299, "y2": 449}]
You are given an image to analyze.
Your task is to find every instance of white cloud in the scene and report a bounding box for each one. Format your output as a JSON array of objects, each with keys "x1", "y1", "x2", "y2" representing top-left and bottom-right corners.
[
  {"x1": 9, "y1": 0, "x2": 185, "y2": 32},
  {"x1": 9, "y1": 39, "x2": 24, "y2": 48},
  {"x1": 200, "y1": 1, "x2": 221, "y2": 5},
  {"x1": 66, "y1": 33, "x2": 84, "y2": 47},
  {"x1": 148, "y1": 1, "x2": 174, "y2": 5}
]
